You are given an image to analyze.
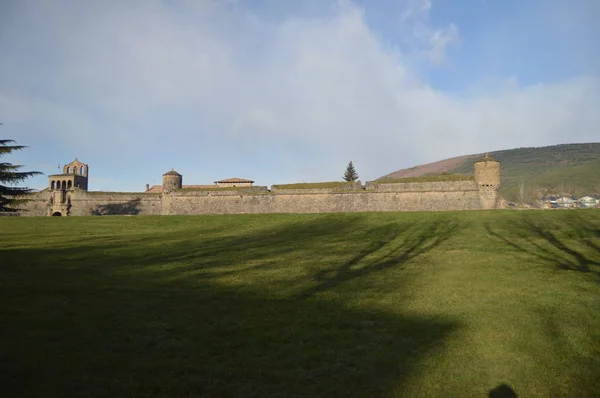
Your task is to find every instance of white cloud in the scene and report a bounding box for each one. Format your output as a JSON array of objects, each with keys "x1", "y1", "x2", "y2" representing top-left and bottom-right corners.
[
  {"x1": 0, "y1": 0, "x2": 598, "y2": 188},
  {"x1": 424, "y1": 23, "x2": 459, "y2": 65},
  {"x1": 398, "y1": 0, "x2": 459, "y2": 65}
]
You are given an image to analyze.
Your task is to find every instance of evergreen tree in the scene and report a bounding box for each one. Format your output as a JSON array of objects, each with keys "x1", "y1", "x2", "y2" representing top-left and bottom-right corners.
[
  {"x1": 343, "y1": 161, "x2": 359, "y2": 182},
  {"x1": 1, "y1": 139, "x2": 42, "y2": 212}
]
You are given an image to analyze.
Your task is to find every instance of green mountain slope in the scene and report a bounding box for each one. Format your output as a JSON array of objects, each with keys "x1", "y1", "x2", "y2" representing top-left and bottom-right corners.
[{"x1": 382, "y1": 143, "x2": 600, "y2": 203}]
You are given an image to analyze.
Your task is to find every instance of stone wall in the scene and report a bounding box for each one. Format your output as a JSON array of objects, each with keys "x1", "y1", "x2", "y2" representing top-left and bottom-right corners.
[
  {"x1": 19, "y1": 190, "x2": 52, "y2": 216},
  {"x1": 69, "y1": 192, "x2": 162, "y2": 216},
  {"x1": 477, "y1": 186, "x2": 500, "y2": 210},
  {"x1": 270, "y1": 182, "x2": 363, "y2": 195},
  {"x1": 19, "y1": 191, "x2": 162, "y2": 216},
  {"x1": 19, "y1": 179, "x2": 500, "y2": 216},
  {"x1": 161, "y1": 189, "x2": 483, "y2": 215},
  {"x1": 364, "y1": 180, "x2": 478, "y2": 192}
]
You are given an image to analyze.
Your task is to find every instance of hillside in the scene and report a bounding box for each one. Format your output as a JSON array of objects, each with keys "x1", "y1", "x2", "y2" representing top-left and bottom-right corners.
[{"x1": 380, "y1": 143, "x2": 600, "y2": 203}]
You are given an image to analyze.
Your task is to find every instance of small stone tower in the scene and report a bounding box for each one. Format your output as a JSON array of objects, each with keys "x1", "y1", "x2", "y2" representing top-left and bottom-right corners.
[
  {"x1": 474, "y1": 154, "x2": 501, "y2": 209},
  {"x1": 474, "y1": 153, "x2": 500, "y2": 188},
  {"x1": 162, "y1": 169, "x2": 183, "y2": 192}
]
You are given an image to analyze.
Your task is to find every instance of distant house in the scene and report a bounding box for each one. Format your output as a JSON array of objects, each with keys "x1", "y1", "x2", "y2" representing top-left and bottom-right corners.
[
  {"x1": 555, "y1": 196, "x2": 575, "y2": 208},
  {"x1": 539, "y1": 195, "x2": 559, "y2": 208},
  {"x1": 214, "y1": 178, "x2": 254, "y2": 188},
  {"x1": 146, "y1": 184, "x2": 163, "y2": 193},
  {"x1": 540, "y1": 195, "x2": 558, "y2": 204},
  {"x1": 578, "y1": 196, "x2": 598, "y2": 208}
]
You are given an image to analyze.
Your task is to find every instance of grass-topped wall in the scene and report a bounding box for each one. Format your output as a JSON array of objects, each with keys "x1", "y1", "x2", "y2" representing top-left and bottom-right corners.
[
  {"x1": 375, "y1": 174, "x2": 474, "y2": 184},
  {"x1": 271, "y1": 181, "x2": 357, "y2": 190},
  {"x1": 86, "y1": 191, "x2": 157, "y2": 196},
  {"x1": 178, "y1": 186, "x2": 267, "y2": 192}
]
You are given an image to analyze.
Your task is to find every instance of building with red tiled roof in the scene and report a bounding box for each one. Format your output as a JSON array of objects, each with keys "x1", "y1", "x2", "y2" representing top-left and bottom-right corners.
[
  {"x1": 146, "y1": 185, "x2": 163, "y2": 193},
  {"x1": 214, "y1": 178, "x2": 254, "y2": 188}
]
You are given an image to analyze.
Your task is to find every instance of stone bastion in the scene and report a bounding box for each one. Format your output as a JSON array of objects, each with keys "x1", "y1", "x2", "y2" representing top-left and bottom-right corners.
[{"x1": 20, "y1": 155, "x2": 502, "y2": 216}]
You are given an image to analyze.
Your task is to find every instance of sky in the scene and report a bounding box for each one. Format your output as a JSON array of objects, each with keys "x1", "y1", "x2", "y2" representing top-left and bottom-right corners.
[{"x1": 1, "y1": 0, "x2": 599, "y2": 191}]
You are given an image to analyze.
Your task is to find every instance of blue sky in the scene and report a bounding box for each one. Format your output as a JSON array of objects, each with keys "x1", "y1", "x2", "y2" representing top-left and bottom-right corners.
[{"x1": 1, "y1": 0, "x2": 598, "y2": 191}]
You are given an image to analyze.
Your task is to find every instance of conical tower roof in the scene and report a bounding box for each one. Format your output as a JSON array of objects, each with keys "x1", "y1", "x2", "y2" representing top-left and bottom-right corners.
[
  {"x1": 163, "y1": 169, "x2": 182, "y2": 177},
  {"x1": 474, "y1": 153, "x2": 498, "y2": 163}
]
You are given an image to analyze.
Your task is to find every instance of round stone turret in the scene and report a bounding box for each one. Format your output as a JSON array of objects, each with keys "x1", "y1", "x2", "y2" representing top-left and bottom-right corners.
[
  {"x1": 162, "y1": 169, "x2": 183, "y2": 192},
  {"x1": 474, "y1": 153, "x2": 500, "y2": 187}
]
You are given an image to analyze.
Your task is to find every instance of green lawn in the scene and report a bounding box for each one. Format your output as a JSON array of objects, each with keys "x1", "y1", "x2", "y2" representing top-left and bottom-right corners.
[{"x1": 1, "y1": 210, "x2": 599, "y2": 397}]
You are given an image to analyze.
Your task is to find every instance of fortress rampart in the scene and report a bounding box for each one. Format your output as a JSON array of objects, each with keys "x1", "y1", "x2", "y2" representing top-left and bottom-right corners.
[
  {"x1": 19, "y1": 155, "x2": 502, "y2": 216},
  {"x1": 161, "y1": 188, "x2": 483, "y2": 215},
  {"x1": 364, "y1": 180, "x2": 478, "y2": 192}
]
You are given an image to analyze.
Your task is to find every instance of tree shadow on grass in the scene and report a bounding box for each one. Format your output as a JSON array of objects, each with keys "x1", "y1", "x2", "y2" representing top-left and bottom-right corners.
[
  {"x1": 484, "y1": 213, "x2": 600, "y2": 394},
  {"x1": 91, "y1": 198, "x2": 142, "y2": 216},
  {"x1": 0, "y1": 214, "x2": 461, "y2": 397},
  {"x1": 298, "y1": 218, "x2": 461, "y2": 298},
  {"x1": 17, "y1": 214, "x2": 448, "y2": 285},
  {"x1": 484, "y1": 212, "x2": 600, "y2": 278}
]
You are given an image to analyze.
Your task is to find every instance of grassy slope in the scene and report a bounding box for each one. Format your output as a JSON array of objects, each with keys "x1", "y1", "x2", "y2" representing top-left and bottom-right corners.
[
  {"x1": 1, "y1": 211, "x2": 599, "y2": 397},
  {"x1": 383, "y1": 143, "x2": 600, "y2": 202}
]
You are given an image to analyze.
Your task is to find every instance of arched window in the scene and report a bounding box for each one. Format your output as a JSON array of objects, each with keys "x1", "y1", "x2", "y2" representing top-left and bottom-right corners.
[
  {"x1": 81, "y1": 166, "x2": 85, "y2": 175},
  {"x1": 67, "y1": 180, "x2": 72, "y2": 189},
  {"x1": 62, "y1": 180, "x2": 67, "y2": 190},
  {"x1": 66, "y1": 166, "x2": 71, "y2": 174},
  {"x1": 51, "y1": 181, "x2": 56, "y2": 190},
  {"x1": 56, "y1": 181, "x2": 61, "y2": 189}
]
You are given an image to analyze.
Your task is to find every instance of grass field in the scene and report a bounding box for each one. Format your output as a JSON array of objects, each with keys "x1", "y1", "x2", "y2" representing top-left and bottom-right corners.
[{"x1": 1, "y1": 210, "x2": 599, "y2": 397}]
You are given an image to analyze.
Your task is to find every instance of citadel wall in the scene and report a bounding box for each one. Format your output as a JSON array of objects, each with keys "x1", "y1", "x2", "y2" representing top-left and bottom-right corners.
[
  {"x1": 19, "y1": 180, "x2": 496, "y2": 216},
  {"x1": 20, "y1": 190, "x2": 162, "y2": 216},
  {"x1": 161, "y1": 187, "x2": 484, "y2": 215},
  {"x1": 269, "y1": 182, "x2": 363, "y2": 195},
  {"x1": 20, "y1": 191, "x2": 52, "y2": 216},
  {"x1": 364, "y1": 180, "x2": 478, "y2": 192},
  {"x1": 18, "y1": 155, "x2": 501, "y2": 216},
  {"x1": 69, "y1": 192, "x2": 162, "y2": 216}
]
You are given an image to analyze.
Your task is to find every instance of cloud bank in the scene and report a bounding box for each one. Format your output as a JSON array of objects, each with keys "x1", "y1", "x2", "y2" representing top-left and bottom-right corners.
[{"x1": 0, "y1": 0, "x2": 598, "y2": 190}]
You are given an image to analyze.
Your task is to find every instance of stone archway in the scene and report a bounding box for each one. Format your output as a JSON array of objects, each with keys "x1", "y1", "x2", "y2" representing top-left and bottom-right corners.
[{"x1": 51, "y1": 211, "x2": 62, "y2": 217}]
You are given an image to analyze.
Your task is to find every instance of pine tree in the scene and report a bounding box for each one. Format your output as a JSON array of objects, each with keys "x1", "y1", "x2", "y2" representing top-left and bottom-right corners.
[
  {"x1": 343, "y1": 161, "x2": 359, "y2": 182},
  {"x1": 1, "y1": 139, "x2": 42, "y2": 212}
]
